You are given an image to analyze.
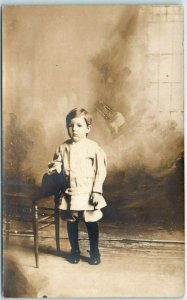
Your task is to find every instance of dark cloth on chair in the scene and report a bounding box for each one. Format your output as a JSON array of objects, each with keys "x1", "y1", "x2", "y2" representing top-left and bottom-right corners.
[{"x1": 41, "y1": 172, "x2": 66, "y2": 197}]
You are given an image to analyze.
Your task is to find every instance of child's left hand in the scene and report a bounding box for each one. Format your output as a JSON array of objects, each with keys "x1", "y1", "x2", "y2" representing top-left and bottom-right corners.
[{"x1": 89, "y1": 192, "x2": 101, "y2": 206}]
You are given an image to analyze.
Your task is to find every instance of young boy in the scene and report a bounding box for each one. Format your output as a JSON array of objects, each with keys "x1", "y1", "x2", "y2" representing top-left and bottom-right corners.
[{"x1": 48, "y1": 108, "x2": 107, "y2": 265}]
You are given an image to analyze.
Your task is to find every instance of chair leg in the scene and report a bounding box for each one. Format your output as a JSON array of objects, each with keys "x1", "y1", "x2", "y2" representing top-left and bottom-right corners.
[
  {"x1": 33, "y1": 202, "x2": 39, "y2": 268},
  {"x1": 55, "y1": 202, "x2": 60, "y2": 254}
]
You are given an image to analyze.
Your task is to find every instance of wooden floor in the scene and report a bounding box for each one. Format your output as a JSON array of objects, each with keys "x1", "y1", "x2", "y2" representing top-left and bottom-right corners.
[{"x1": 2, "y1": 220, "x2": 185, "y2": 298}]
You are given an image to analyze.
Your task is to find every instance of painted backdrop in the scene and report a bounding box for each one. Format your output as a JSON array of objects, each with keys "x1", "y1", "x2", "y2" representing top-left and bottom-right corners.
[{"x1": 3, "y1": 5, "x2": 184, "y2": 229}]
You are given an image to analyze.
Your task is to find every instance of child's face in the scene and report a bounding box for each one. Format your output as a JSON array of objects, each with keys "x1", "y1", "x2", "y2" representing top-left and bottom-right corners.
[{"x1": 67, "y1": 116, "x2": 91, "y2": 142}]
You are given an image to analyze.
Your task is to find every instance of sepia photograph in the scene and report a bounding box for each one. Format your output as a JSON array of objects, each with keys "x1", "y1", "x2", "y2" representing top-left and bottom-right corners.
[{"x1": 2, "y1": 4, "x2": 184, "y2": 298}]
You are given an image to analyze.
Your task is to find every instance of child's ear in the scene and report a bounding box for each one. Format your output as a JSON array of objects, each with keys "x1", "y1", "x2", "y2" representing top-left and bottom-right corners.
[{"x1": 87, "y1": 125, "x2": 92, "y2": 133}]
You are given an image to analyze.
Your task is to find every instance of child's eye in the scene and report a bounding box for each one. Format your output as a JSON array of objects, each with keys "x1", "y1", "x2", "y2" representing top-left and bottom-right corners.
[{"x1": 78, "y1": 124, "x2": 82, "y2": 127}]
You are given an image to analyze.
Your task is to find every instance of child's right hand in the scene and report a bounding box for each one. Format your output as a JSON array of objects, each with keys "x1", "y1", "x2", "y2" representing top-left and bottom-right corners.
[{"x1": 48, "y1": 161, "x2": 62, "y2": 174}]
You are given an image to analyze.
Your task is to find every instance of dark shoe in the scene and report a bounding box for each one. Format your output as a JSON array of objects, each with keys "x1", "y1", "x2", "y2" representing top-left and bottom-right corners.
[
  {"x1": 89, "y1": 252, "x2": 101, "y2": 265},
  {"x1": 68, "y1": 250, "x2": 80, "y2": 264}
]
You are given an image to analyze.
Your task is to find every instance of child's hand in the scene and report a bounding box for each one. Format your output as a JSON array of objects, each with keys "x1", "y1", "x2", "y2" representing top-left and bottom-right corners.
[
  {"x1": 89, "y1": 192, "x2": 101, "y2": 206},
  {"x1": 48, "y1": 161, "x2": 62, "y2": 174}
]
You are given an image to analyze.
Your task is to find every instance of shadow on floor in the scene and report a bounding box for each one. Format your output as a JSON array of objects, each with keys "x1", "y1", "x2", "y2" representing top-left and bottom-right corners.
[{"x1": 3, "y1": 254, "x2": 37, "y2": 298}]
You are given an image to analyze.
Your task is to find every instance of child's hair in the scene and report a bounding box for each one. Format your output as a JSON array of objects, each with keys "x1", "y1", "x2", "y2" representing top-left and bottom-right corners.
[{"x1": 66, "y1": 108, "x2": 92, "y2": 126}]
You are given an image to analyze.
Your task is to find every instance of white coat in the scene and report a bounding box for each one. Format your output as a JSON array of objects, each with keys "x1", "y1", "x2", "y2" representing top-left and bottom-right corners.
[{"x1": 50, "y1": 138, "x2": 107, "y2": 221}]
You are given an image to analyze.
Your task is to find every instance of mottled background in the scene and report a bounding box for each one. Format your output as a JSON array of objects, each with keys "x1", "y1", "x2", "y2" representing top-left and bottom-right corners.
[
  {"x1": 2, "y1": 5, "x2": 184, "y2": 298},
  {"x1": 3, "y1": 5, "x2": 184, "y2": 229}
]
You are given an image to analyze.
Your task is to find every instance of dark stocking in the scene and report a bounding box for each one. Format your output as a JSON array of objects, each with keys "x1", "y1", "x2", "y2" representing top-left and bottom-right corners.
[
  {"x1": 85, "y1": 221, "x2": 99, "y2": 255},
  {"x1": 67, "y1": 219, "x2": 80, "y2": 252}
]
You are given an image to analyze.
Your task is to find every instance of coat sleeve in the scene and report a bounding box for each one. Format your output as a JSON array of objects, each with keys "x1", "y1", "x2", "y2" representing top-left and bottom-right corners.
[
  {"x1": 53, "y1": 145, "x2": 63, "y2": 161},
  {"x1": 92, "y1": 146, "x2": 107, "y2": 194},
  {"x1": 48, "y1": 145, "x2": 63, "y2": 174}
]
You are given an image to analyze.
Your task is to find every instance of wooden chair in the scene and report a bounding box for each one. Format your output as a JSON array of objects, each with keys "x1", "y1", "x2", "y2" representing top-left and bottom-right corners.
[{"x1": 3, "y1": 173, "x2": 63, "y2": 268}]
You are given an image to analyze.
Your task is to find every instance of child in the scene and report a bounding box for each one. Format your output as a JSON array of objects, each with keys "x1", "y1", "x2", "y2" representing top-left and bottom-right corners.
[{"x1": 48, "y1": 108, "x2": 107, "y2": 265}]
